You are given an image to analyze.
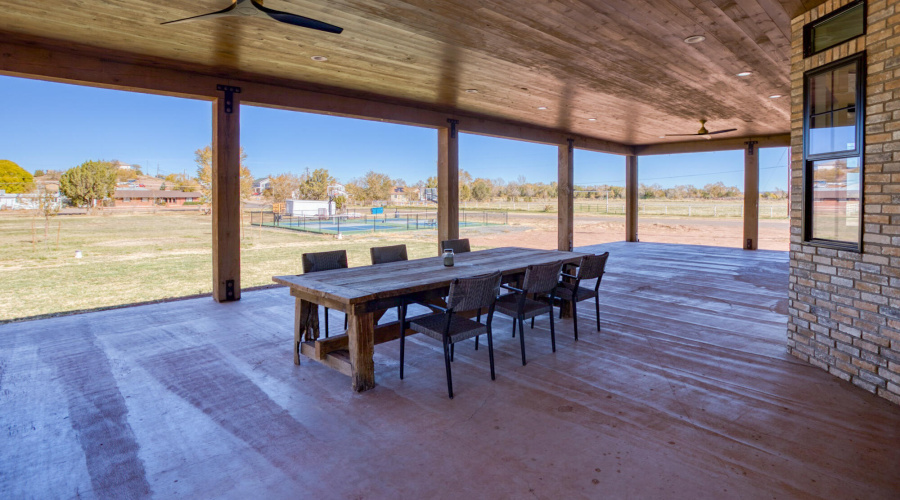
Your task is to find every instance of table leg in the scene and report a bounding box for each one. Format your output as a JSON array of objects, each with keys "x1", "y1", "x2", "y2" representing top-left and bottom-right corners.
[
  {"x1": 294, "y1": 297, "x2": 320, "y2": 365},
  {"x1": 347, "y1": 306, "x2": 375, "y2": 392}
]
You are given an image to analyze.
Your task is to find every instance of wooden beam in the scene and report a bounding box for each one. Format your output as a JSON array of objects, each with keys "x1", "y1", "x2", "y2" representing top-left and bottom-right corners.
[
  {"x1": 212, "y1": 86, "x2": 241, "y2": 303},
  {"x1": 558, "y1": 139, "x2": 574, "y2": 252},
  {"x1": 634, "y1": 134, "x2": 791, "y2": 156},
  {"x1": 626, "y1": 155, "x2": 639, "y2": 242},
  {"x1": 743, "y1": 141, "x2": 760, "y2": 250},
  {"x1": 0, "y1": 37, "x2": 633, "y2": 156},
  {"x1": 438, "y1": 119, "x2": 460, "y2": 252}
]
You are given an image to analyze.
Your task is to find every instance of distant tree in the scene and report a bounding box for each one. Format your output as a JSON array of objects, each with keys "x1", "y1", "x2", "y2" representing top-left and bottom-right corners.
[
  {"x1": 195, "y1": 145, "x2": 252, "y2": 205},
  {"x1": 333, "y1": 194, "x2": 347, "y2": 210},
  {"x1": 34, "y1": 169, "x2": 45, "y2": 177},
  {"x1": 59, "y1": 160, "x2": 116, "y2": 208},
  {"x1": 362, "y1": 171, "x2": 393, "y2": 202},
  {"x1": 425, "y1": 176, "x2": 438, "y2": 188},
  {"x1": 0, "y1": 160, "x2": 34, "y2": 194},
  {"x1": 460, "y1": 184, "x2": 472, "y2": 202},
  {"x1": 266, "y1": 173, "x2": 301, "y2": 203},
  {"x1": 297, "y1": 168, "x2": 335, "y2": 200},
  {"x1": 45, "y1": 170, "x2": 63, "y2": 181},
  {"x1": 159, "y1": 182, "x2": 167, "y2": 191},
  {"x1": 471, "y1": 178, "x2": 493, "y2": 201}
]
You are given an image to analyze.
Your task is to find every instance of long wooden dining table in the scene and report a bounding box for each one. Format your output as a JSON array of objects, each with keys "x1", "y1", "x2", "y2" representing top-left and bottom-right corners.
[{"x1": 273, "y1": 246, "x2": 590, "y2": 392}]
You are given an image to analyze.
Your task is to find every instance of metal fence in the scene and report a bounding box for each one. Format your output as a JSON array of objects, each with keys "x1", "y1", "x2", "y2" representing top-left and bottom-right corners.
[
  {"x1": 454, "y1": 200, "x2": 788, "y2": 219},
  {"x1": 250, "y1": 210, "x2": 508, "y2": 234}
]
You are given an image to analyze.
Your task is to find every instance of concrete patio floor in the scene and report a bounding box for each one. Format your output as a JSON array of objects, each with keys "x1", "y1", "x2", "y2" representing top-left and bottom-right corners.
[{"x1": 1, "y1": 242, "x2": 898, "y2": 499}]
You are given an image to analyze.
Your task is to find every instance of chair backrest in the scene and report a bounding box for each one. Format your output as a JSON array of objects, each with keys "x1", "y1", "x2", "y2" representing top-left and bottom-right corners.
[
  {"x1": 441, "y1": 238, "x2": 471, "y2": 254},
  {"x1": 577, "y1": 252, "x2": 609, "y2": 281},
  {"x1": 301, "y1": 250, "x2": 348, "y2": 274},
  {"x1": 370, "y1": 244, "x2": 408, "y2": 265},
  {"x1": 523, "y1": 260, "x2": 563, "y2": 295},
  {"x1": 446, "y1": 271, "x2": 502, "y2": 312}
]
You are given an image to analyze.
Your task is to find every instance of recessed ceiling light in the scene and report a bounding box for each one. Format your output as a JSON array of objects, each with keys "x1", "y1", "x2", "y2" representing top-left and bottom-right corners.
[
  {"x1": 588, "y1": 118, "x2": 597, "y2": 122},
  {"x1": 769, "y1": 94, "x2": 783, "y2": 99},
  {"x1": 465, "y1": 89, "x2": 478, "y2": 93},
  {"x1": 736, "y1": 71, "x2": 752, "y2": 77},
  {"x1": 537, "y1": 106, "x2": 548, "y2": 110},
  {"x1": 684, "y1": 35, "x2": 706, "y2": 44},
  {"x1": 311, "y1": 55, "x2": 329, "y2": 62}
]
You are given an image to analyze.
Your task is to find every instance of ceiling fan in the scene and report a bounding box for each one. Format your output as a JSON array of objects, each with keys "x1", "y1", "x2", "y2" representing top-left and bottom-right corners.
[
  {"x1": 665, "y1": 119, "x2": 737, "y2": 139},
  {"x1": 161, "y1": 0, "x2": 343, "y2": 34}
]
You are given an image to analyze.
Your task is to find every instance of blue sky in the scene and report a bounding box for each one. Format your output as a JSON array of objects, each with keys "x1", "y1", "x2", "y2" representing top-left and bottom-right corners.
[{"x1": 0, "y1": 75, "x2": 788, "y2": 191}]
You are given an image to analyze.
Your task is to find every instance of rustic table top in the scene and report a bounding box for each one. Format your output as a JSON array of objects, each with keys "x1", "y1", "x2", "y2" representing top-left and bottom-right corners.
[{"x1": 273, "y1": 246, "x2": 590, "y2": 305}]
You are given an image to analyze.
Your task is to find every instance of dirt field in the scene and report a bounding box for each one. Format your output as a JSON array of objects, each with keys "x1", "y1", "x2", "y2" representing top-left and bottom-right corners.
[
  {"x1": 466, "y1": 212, "x2": 789, "y2": 251},
  {"x1": 0, "y1": 210, "x2": 788, "y2": 321}
]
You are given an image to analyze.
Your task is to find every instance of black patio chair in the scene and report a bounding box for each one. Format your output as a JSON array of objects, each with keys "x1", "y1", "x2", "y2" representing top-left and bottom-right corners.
[
  {"x1": 301, "y1": 249, "x2": 348, "y2": 337},
  {"x1": 399, "y1": 271, "x2": 502, "y2": 399},
  {"x1": 554, "y1": 252, "x2": 609, "y2": 340},
  {"x1": 370, "y1": 244, "x2": 408, "y2": 265},
  {"x1": 440, "y1": 238, "x2": 471, "y2": 254},
  {"x1": 371, "y1": 244, "x2": 409, "y2": 321},
  {"x1": 494, "y1": 260, "x2": 563, "y2": 365}
]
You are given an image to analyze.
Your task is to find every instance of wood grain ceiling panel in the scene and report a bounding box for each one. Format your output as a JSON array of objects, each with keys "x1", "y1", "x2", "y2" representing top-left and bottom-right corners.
[{"x1": 0, "y1": 0, "x2": 829, "y2": 146}]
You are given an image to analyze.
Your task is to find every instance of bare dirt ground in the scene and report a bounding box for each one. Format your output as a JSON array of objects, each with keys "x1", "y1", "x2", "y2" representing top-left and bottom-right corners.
[{"x1": 465, "y1": 212, "x2": 790, "y2": 251}]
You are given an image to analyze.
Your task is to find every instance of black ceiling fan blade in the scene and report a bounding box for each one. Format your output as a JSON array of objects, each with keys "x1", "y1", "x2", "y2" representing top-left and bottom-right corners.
[
  {"x1": 254, "y1": 1, "x2": 343, "y2": 33},
  {"x1": 706, "y1": 128, "x2": 738, "y2": 135},
  {"x1": 161, "y1": 3, "x2": 237, "y2": 25}
]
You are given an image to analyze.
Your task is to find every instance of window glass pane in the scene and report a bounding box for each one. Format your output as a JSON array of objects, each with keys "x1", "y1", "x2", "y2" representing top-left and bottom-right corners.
[
  {"x1": 832, "y1": 64, "x2": 856, "y2": 110},
  {"x1": 811, "y1": 157, "x2": 860, "y2": 243},
  {"x1": 832, "y1": 108, "x2": 857, "y2": 150},
  {"x1": 809, "y1": 113, "x2": 834, "y2": 155},
  {"x1": 811, "y1": 72, "x2": 832, "y2": 115},
  {"x1": 811, "y1": 3, "x2": 865, "y2": 54}
]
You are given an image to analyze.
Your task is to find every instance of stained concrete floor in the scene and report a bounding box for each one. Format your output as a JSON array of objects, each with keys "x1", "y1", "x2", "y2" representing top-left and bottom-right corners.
[{"x1": 1, "y1": 242, "x2": 899, "y2": 499}]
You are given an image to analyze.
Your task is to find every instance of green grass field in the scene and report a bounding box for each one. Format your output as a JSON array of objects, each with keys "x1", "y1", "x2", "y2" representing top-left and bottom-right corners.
[{"x1": 0, "y1": 212, "x2": 441, "y2": 321}]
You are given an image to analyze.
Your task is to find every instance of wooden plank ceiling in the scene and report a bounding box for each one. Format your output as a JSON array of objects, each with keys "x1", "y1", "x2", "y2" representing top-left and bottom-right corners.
[{"x1": 0, "y1": 0, "x2": 826, "y2": 146}]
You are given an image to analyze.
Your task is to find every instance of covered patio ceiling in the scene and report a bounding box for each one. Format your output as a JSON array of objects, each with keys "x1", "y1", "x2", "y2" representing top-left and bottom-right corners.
[{"x1": 0, "y1": 0, "x2": 824, "y2": 148}]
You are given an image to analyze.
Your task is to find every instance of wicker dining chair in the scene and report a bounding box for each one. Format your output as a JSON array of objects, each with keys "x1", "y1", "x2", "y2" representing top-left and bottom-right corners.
[
  {"x1": 399, "y1": 271, "x2": 502, "y2": 399},
  {"x1": 301, "y1": 249, "x2": 348, "y2": 337},
  {"x1": 554, "y1": 252, "x2": 609, "y2": 340},
  {"x1": 370, "y1": 244, "x2": 408, "y2": 265},
  {"x1": 440, "y1": 238, "x2": 471, "y2": 254},
  {"x1": 494, "y1": 260, "x2": 563, "y2": 366}
]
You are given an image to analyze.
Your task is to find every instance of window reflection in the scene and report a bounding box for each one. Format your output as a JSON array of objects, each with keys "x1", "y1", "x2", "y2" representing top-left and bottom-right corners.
[{"x1": 811, "y1": 158, "x2": 860, "y2": 243}]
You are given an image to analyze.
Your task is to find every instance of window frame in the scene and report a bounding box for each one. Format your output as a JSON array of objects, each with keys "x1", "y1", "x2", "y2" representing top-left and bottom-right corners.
[
  {"x1": 801, "y1": 53, "x2": 866, "y2": 252},
  {"x1": 803, "y1": 0, "x2": 866, "y2": 58}
]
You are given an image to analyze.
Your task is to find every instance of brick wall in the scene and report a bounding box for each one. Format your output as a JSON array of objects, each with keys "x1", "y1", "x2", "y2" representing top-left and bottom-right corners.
[{"x1": 788, "y1": 0, "x2": 900, "y2": 405}]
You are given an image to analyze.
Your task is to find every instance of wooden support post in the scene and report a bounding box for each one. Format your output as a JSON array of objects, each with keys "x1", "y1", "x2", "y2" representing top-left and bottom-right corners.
[
  {"x1": 558, "y1": 139, "x2": 574, "y2": 252},
  {"x1": 212, "y1": 85, "x2": 242, "y2": 302},
  {"x1": 743, "y1": 141, "x2": 759, "y2": 250},
  {"x1": 347, "y1": 306, "x2": 375, "y2": 392},
  {"x1": 625, "y1": 155, "x2": 638, "y2": 242},
  {"x1": 438, "y1": 118, "x2": 460, "y2": 253}
]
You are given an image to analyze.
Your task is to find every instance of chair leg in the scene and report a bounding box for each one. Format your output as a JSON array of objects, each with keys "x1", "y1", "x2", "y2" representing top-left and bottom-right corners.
[
  {"x1": 344, "y1": 314, "x2": 348, "y2": 330},
  {"x1": 474, "y1": 335, "x2": 479, "y2": 350},
  {"x1": 531, "y1": 317, "x2": 535, "y2": 329},
  {"x1": 518, "y1": 316, "x2": 527, "y2": 366},
  {"x1": 399, "y1": 304, "x2": 407, "y2": 380},
  {"x1": 512, "y1": 317, "x2": 517, "y2": 338},
  {"x1": 450, "y1": 343, "x2": 455, "y2": 362},
  {"x1": 324, "y1": 307, "x2": 330, "y2": 338},
  {"x1": 443, "y1": 339, "x2": 454, "y2": 399},
  {"x1": 549, "y1": 311, "x2": 556, "y2": 352},
  {"x1": 572, "y1": 299, "x2": 578, "y2": 341},
  {"x1": 487, "y1": 325, "x2": 496, "y2": 380},
  {"x1": 595, "y1": 296, "x2": 601, "y2": 332}
]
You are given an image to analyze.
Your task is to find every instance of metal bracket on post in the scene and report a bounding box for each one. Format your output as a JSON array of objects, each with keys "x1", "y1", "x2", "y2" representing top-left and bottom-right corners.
[
  {"x1": 216, "y1": 84, "x2": 242, "y2": 114},
  {"x1": 447, "y1": 119, "x2": 459, "y2": 139},
  {"x1": 745, "y1": 140, "x2": 758, "y2": 155}
]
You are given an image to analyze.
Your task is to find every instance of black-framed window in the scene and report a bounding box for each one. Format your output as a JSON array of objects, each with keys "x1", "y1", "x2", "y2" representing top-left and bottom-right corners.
[
  {"x1": 803, "y1": 54, "x2": 864, "y2": 251},
  {"x1": 804, "y1": 1, "x2": 865, "y2": 57}
]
